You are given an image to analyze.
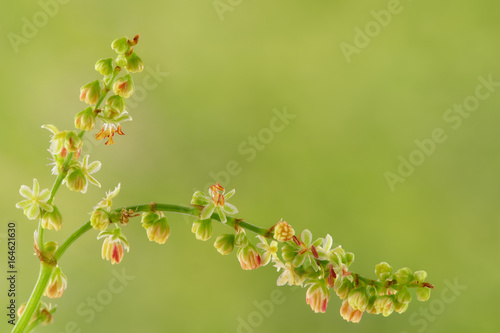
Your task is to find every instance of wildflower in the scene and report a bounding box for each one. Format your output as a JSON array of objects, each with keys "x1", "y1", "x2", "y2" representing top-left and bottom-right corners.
[
  {"x1": 141, "y1": 212, "x2": 170, "y2": 244},
  {"x1": 44, "y1": 266, "x2": 67, "y2": 298},
  {"x1": 64, "y1": 131, "x2": 83, "y2": 152},
  {"x1": 191, "y1": 183, "x2": 238, "y2": 223},
  {"x1": 90, "y1": 184, "x2": 121, "y2": 230},
  {"x1": 305, "y1": 280, "x2": 330, "y2": 313},
  {"x1": 95, "y1": 123, "x2": 125, "y2": 145},
  {"x1": 106, "y1": 95, "x2": 126, "y2": 112},
  {"x1": 416, "y1": 287, "x2": 431, "y2": 302},
  {"x1": 94, "y1": 183, "x2": 121, "y2": 210},
  {"x1": 340, "y1": 299, "x2": 364, "y2": 323},
  {"x1": 15, "y1": 178, "x2": 53, "y2": 220},
  {"x1": 80, "y1": 80, "x2": 101, "y2": 105},
  {"x1": 214, "y1": 234, "x2": 235, "y2": 255},
  {"x1": 98, "y1": 228, "x2": 130, "y2": 264},
  {"x1": 237, "y1": 243, "x2": 262, "y2": 270},
  {"x1": 191, "y1": 219, "x2": 213, "y2": 241},
  {"x1": 395, "y1": 267, "x2": 413, "y2": 284},
  {"x1": 113, "y1": 74, "x2": 134, "y2": 98},
  {"x1": 290, "y1": 229, "x2": 321, "y2": 272},
  {"x1": 273, "y1": 219, "x2": 294, "y2": 242},
  {"x1": 41, "y1": 206, "x2": 63, "y2": 231},
  {"x1": 273, "y1": 258, "x2": 305, "y2": 286},
  {"x1": 256, "y1": 235, "x2": 278, "y2": 266},
  {"x1": 80, "y1": 155, "x2": 101, "y2": 190}
]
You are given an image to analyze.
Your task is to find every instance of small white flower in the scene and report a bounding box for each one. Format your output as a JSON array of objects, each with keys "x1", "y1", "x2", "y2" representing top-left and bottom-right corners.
[
  {"x1": 273, "y1": 258, "x2": 305, "y2": 287},
  {"x1": 256, "y1": 235, "x2": 278, "y2": 266},
  {"x1": 15, "y1": 179, "x2": 53, "y2": 220}
]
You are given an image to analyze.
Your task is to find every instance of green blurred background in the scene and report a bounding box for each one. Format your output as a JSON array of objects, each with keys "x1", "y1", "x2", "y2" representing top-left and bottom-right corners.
[{"x1": 1, "y1": 0, "x2": 499, "y2": 332}]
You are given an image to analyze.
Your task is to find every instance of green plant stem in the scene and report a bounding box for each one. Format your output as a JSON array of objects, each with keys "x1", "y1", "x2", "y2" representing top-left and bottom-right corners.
[
  {"x1": 16, "y1": 71, "x2": 122, "y2": 333},
  {"x1": 12, "y1": 263, "x2": 53, "y2": 333}
]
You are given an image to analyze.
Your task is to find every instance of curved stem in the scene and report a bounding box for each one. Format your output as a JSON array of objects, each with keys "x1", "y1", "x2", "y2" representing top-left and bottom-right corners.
[
  {"x1": 54, "y1": 222, "x2": 92, "y2": 261},
  {"x1": 12, "y1": 263, "x2": 53, "y2": 333}
]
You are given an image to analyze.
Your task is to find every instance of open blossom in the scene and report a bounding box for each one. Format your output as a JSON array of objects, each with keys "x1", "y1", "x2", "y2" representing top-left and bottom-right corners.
[
  {"x1": 44, "y1": 266, "x2": 67, "y2": 298},
  {"x1": 256, "y1": 235, "x2": 278, "y2": 266},
  {"x1": 340, "y1": 299, "x2": 364, "y2": 323},
  {"x1": 305, "y1": 280, "x2": 330, "y2": 313},
  {"x1": 237, "y1": 244, "x2": 262, "y2": 270},
  {"x1": 95, "y1": 123, "x2": 125, "y2": 145},
  {"x1": 15, "y1": 178, "x2": 53, "y2": 220},
  {"x1": 42, "y1": 124, "x2": 68, "y2": 156},
  {"x1": 191, "y1": 183, "x2": 238, "y2": 223},
  {"x1": 273, "y1": 258, "x2": 305, "y2": 286},
  {"x1": 97, "y1": 228, "x2": 130, "y2": 264}
]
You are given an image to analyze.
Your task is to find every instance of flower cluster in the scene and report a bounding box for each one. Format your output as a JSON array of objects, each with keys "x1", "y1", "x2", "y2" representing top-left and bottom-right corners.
[{"x1": 187, "y1": 184, "x2": 433, "y2": 323}]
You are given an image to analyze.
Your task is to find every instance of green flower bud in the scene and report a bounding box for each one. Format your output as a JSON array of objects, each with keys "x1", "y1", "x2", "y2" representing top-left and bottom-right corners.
[
  {"x1": 191, "y1": 191, "x2": 210, "y2": 206},
  {"x1": 74, "y1": 107, "x2": 95, "y2": 131},
  {"x1": 116, "y1": 54, "x2": 128, "y2": 67},
  {"x1": 394, "y1": 300, "x2": 409, "y2": 314},
  {"x1": 214, "y1": 234, "x2": 235, "y2": 255},
  {"x1": 64, "y1": 131, "x2": 83, "y2": 152},
  {"x1": 95, "y1": 58, "x2": 113, "y2": 76},
  {"x1": 80, "y1": 80, "x2": 101, "y2": 105},
  {"x1": 113, "y1": 74, "x2": 134, "y2": 98},
  {"x1": 106, "y1": 95, "x2": 126, "y2": 112},
  {"x1": 102, "y1": 105, "x2": 120, "y2": 120},
  {"x1": 281, "y1": 244, "x2": 296, "y2": 262},
  {"x1": 375, "y1": 262, "x2": 393, "y2": 281},
  {"x1": 414, "y1": 270, "x2": 427, "y2": 282},
  {"x1": 416, "y1": 287, "x2": 431, "y2": 302},
  {"x1": 43, "y1": 241, "x2": 58, "y2": 255},
  {"x1": 44, "y1": 266, "x2": 67, "y2": 298},
  {"x1": 395, "y1": 267, "x2": 413, "y2": 284},
  {"x1": 109, "y1": 211, "x2": 121, "y2": 224},
  {"x1": 126, "y1": 52, "x2": 144, "y2": 73},
  {"x1": 143, "y1": 216, "x2": 170, "y2": 244},
  {"x1": 66, "y1": 168, "x2": 86, "y2": 192},
  {"x1": 396, "y1": 286, "x2": 412, "y2": 304},
  {"x1": 373, "y1": 296, "x2": 395, "y2": 317},
  {"x1": 191, "y1": 219, "x2": 213, "y2": 241},
  {"x1": 141, "y1": 211, "x2": 162, "y2": 226},
  {"x1": 41, "y1": 206, "x2": 63, "y2": 231},
  {"x1": 347, "y1": 288, "x2": 369, "y2": 312},
  {"x1": 91, "y1": 208, "x2": 110, "y2": 230},
  {"x1": 111, "y1": 37, "x2": 130, "y2": 54}
]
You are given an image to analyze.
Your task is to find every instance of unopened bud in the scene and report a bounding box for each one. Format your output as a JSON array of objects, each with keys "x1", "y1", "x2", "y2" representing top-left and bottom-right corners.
[
  {"x1": 126, "y1": 52, "x2": 144, "y2": 73},
  {"x1": 335, "y1": 278, "x2": 353, "y2": 300},
  {"x1": 375, "y1": 262, "x2": 393, "y2": 281},
  {"x1": 281, "y1": 244, "x2": 296, "y2": 262},
  {"x1": 111, "y1": 37, "x2": 130, "y2": 54},
  {"x1": 373, "y1": 296, "x2": 395, "y2": 317},
  {"x1": 394, "y1": 300, "x2": 409, "y2": 314},
  {"x1": 113, "y1": 74, "x2": 134, "y2": 98},
  {"x1": 44, "y1": 266, "x2": 67, "y2": 298},
  {"x1": 416, "y1": 287, "x2": 431, "y2": 302},
  {"x1": 95, "y1": 58, "x2": 114, "y2": 76},
  {"x1": 395, "y1": 267, "x2": 413, "y2": 284},
  {"x1": 396, "y1": 286, "x2": 412, "y2": 304},
  {"x1": 116, "y1": 54, "x2": 128, "y2": 67},
  {"x1": 64, "y1": 131, "x2": 83, "y2": 152},
  {"x1": 65, "y1": 168, "x2": 86, "y2": 192},
  {"x1": 80, "y1": 80, "x2": 101, "y2": 105},
  {"x1": 91, "y1": 208, "x2": 110, "y2": 230},
  {"x1": 191, "y1": 219, "x2": 213, "y2": 241},
  {"x1": 214, "y1": 234, "x2": 235, "y2": 255},
  {"x1": 42, "y1": 206, "x2": 63, "y2": 231},
  {"x1": 234, "y1": 231, "x2": 249, "y2": 247},
  {"x1": 237, "y1": 244, "x2": 262, "y2": 270},
  {"x1": 106, "y1": 95, "x2": 126, "y2": 112},
  {"x1": 74, "y1": 107, "x2": 95, "y2": 131},
  {"x1": 143, "y1": 216, "x2": 170, "y2": 244},
  {"x1": 102, "y1": 105, "x2": 120, "y2": 120},
  {"x1": 414, "y1": 270, "x2": 427, "y2": 282},
  {"x1": 347, "y1": 288, "x2": 369, "y2": 312}
]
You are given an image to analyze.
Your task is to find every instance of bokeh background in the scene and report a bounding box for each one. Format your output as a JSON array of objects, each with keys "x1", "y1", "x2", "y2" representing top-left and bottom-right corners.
[{"x1": 1, "y1": 0, "x2": 499, "y2": 332}]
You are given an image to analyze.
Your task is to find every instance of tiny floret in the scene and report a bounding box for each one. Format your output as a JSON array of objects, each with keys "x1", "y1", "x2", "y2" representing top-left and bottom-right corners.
[
  {"x1": 98, "y1": 228, "x2": 130, "y2": 264},
  {"x1": 273, "y1": 219, "x2": 295, "y2": 242},
  {"x1": 16, "y1": 178, "x2": 53, "y2": 220}
]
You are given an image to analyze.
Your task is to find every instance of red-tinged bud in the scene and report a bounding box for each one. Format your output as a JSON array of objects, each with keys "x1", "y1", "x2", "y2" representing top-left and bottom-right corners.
[
  {"x1": 340, "y1": 299, "x2": 364, "y2": 323},
  {"x1": 75, "y1": 107, "x2": 96, "y2": 131},
  {"x1": 80, "y1": 80, "x2": 101, "y2": 105},
  {"x1": 306, "y1": 280, "x2": 330, "y2": 313},
  {"x1": 237, "y1": 244, "x2": 262, "y2": 270},
  {"x1": 113, "y1": 74, "x2": 134, "y2": 98},
  {"x1": 44, "y1": 266, "x2": 67, "y2": 298}
]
